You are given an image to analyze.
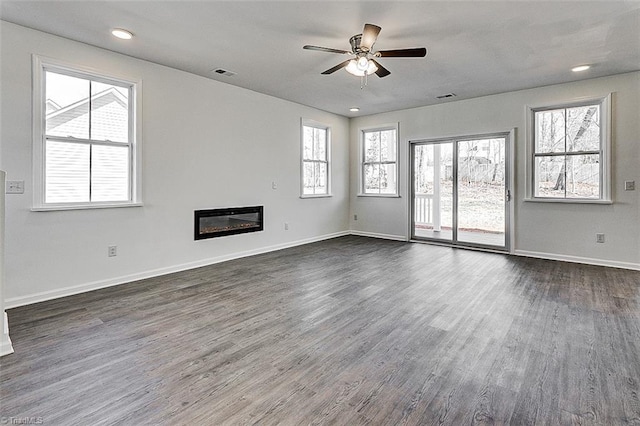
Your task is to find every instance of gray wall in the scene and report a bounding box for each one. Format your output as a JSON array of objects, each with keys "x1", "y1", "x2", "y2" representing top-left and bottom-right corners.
[
  {"x1": 0, "y1": 22, "x2": 350, "y2": 305},
  {"x1": 2, "y1": 21, "x2": 638, "y2": 308},
  {"x1": 350, "y1": 72, "x2": 640, "y2": 269}
]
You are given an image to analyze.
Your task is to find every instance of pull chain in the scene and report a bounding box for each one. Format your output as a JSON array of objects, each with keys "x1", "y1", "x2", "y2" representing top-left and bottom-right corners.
[{"x1": 360, "y1": 72, "x2": 369, "y2": 90}]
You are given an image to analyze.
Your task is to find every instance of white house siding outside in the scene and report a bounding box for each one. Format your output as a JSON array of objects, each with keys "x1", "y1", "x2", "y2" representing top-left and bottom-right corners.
[{"x1": 45, "y1": 87, "x2": 130, "y2": 203}]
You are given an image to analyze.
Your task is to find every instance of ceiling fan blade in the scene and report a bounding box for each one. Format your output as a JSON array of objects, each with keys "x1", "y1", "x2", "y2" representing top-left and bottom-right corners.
[
  {"x1": 303, "y1": 45, "x2": 351, "y2": 55},
  {"x1": 360, "y1": 24, "x2": 381, "y2": 51},
  {"x1": 321, "y1": 60, "x2": 352, "y2": 75},
  {"x1": 376, "y1": 47, "x2": 427, "y2": 58},
  {"x1": 370, "y1": 59, "x2": 391, "y2": 78}
]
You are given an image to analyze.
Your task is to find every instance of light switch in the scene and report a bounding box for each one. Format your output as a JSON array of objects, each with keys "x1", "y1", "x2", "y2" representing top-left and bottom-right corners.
[{"x1": 6, "y1": 180, "x2": 24, "y2": 194}]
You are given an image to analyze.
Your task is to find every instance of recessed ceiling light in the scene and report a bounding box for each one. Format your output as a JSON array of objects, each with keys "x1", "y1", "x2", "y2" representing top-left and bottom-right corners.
[
  {"x1": 111, "y1": 29, "x2": 133, "y2": 40},
  {"x1": 572, "y1": 65, "x2": 590, "y2": 72},
  {"x1": 349, "y1": 107, "x2": 360, "y2": 112}
]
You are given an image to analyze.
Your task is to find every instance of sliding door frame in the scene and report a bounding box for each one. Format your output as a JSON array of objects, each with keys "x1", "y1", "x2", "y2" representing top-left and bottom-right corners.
[{"x1": 408, "y1": 129, "x2": 515, "y2": 253}]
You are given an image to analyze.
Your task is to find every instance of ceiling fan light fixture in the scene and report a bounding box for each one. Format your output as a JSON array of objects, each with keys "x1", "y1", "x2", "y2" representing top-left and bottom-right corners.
[
  {"x1": 356, "y1": 56, "x2": 369, "y2": 71},
  {"x1": 346, "y1": 59, "x2": 377, "y2": 76}
]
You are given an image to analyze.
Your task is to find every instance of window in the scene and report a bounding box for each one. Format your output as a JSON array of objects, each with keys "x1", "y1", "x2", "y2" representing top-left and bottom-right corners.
[
  {"x1": 301, "y1": 120, "x2": 330, "y2": 197},
  {"x1": 33, "y1": 56, "x2": 141, "y2": 210},
  {"x1": 360, "y1": 125, "x2": 398, "y2": 196},
  {"x1": 527, "y1": 95, "x2": 611, "y2": 203}
]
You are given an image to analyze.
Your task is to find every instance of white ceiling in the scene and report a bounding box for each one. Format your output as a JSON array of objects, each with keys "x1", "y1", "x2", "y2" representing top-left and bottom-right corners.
[{"x1": 1, "y1": 1, "x2": 639, "y2": 117}]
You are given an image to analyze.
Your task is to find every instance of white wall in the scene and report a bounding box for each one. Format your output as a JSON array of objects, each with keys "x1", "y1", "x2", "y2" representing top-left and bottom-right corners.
[
  {"x1": 2, "y1": 22, "x2": 638, "y2": 309},
  {"x1": 350, "y1": 72, "x2": 640, "y2": 269},
  {"x1": 0, "y1": 170, "x2": 14, "y2": 356},
  {"x1": 0, "y1": 22, "x2": 350, "y2": 306}
]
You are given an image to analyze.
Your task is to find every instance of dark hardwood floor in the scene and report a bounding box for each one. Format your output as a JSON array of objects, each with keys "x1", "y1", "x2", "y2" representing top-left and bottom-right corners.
[{"x1": 2, "y1": 236, "x2": 640, "y2": 425}]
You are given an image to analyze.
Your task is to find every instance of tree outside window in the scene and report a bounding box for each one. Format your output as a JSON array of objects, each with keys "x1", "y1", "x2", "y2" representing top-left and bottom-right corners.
[
  {"x1": 362, "y1": 127, "x2": 398, "y2": 195},
  {"x1": 301, "y1": 122, "x2": 329, "y2": 196},
  {"x1": 531, "y1": 98, "x2": 609, "y2": 201}
]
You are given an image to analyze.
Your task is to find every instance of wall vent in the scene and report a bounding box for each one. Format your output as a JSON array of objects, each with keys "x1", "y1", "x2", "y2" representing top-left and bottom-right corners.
[
  {"x1": 212, "y1": 68, "x2": 237, "y2": 77},
  {"x1": 436, "y1": 93, "x2": 457, "y2": 99}
]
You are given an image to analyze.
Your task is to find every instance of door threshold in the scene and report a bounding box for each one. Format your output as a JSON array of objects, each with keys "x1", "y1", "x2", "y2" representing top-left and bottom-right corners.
[{"x1": 409, "y1": 238, "x2": 509, "y2": 255}]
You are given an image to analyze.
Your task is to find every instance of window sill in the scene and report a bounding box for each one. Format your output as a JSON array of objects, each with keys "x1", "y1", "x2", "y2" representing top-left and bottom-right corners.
[
  {"x1": 32, "y1": 202, "x2": 144, "y2": 212},
  {"x1": 357, "y1": 193, "x2": 401, "y2": 198},
  {"x1": 524, "y1": 197, "x2": 612, "y2": 205},
  {"x1": 300, "y1": 194, "x2": 333, "y2": 199}
]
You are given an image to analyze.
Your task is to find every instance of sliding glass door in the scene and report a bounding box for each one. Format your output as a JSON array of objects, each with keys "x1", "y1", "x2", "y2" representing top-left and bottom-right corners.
[
  {"x1": 411, "y1": 134, "x2": 510, "y2": 250},
  {"x1": 412, "y1": 142, "x2": 454, "y2": 242}
]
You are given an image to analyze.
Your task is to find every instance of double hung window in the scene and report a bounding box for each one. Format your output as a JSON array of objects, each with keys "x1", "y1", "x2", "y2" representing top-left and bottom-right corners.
[
  {"x1": 360, "y1": 126, "x2": 398, "y2": 196},
  {"x1": 301, "y1": 120, "x2": 330, "y2": 196},
  {"x1": 528, "y1": 95, "x2": 611, "y2": 202},
  {"x1": 33, "y1": 56, "x2": 141, "y2": 209}
]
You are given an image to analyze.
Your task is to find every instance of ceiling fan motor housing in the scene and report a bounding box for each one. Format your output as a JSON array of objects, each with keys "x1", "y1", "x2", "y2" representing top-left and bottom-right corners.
[{"x1": 349, "y1": 34, "x2": 366, "y2": 53}]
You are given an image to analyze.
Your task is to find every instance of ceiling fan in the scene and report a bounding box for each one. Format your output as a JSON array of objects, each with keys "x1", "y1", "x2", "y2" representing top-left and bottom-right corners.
[{"x1": 303, "y1": 24, "x2": 427, "y2": 79}]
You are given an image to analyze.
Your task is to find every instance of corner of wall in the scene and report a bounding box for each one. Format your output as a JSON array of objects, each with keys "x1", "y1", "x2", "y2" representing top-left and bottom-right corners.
[{"x1": 1, "y1": 311, "x2": 14, "y2": 356}]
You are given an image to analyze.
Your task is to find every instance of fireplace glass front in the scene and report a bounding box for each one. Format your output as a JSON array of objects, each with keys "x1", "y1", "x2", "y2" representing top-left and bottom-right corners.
[{"x1": 194, "y1": 206, "x2": 263, "y2": 240}]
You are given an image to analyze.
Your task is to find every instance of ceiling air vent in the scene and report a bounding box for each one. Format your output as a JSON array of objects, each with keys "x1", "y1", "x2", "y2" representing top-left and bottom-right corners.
[
  {"x1": 212, "y1": 68, "x2": 237, "y2": 77},
  {"x1": 436, "y1": 93, "x2": 456, "y2": 99}
]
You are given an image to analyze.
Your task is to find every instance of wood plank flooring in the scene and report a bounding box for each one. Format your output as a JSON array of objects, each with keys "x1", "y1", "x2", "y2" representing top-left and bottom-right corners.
[{"x1": 1, "y1": 236, "x2": 639, "y2": 425}]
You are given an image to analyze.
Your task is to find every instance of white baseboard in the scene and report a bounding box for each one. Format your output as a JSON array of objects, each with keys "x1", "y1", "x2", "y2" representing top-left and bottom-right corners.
[
  {"x1": 349, "y1": 232, "x2": 640, "y2": 270},
  {"x1": 0, "y1": 338, "x2": 13, "y2": 357},
  {"x1": 514, "y1": 250, "x2": 640, "y2": 271},
  {"x1": 4, "y1": 231, "x2": 350, "y2": 309},
  {"x1": 6, "y1": 232, "x2": 638, "y2": 309},
  {"x1": 349, "y1": 230, "x2": 407, "y2": 242},
  {"x1": 1, "y1": 311, "x2": 14, "y2": 357}
]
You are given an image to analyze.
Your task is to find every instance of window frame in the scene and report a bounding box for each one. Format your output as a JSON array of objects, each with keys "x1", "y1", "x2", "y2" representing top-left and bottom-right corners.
[
  {"x1": 525, "y1": 94, "x2": 612, "y2": 204},
  {"x1": 32, "y1": 55, "x2": 143, "y2": 211},
  {"x1": 359, "y1": 123, "x2": 400, "y2": 197},
  {"x1": 300, "y1": 118, "x2": 331, "y2": 198}
]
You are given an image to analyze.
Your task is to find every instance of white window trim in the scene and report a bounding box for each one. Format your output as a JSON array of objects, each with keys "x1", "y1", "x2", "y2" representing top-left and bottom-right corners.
[
  {"x1": 300, "y1": 118, "x2": 332, "y2": 198},
  {"x1": 525, "y1": 94, "x2": 612, "y2": 204},
  {"x1": 358, "y1": 123, "x2": 400, "y2": 197},
  {"x1": 31, "y1": 54, "x2": 143, "y2": 211}
]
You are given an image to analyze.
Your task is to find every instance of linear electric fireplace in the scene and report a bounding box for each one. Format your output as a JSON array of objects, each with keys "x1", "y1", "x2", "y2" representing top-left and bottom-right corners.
[{"x1": 194, "y1": 206, "x2": 264, "y2": 240}]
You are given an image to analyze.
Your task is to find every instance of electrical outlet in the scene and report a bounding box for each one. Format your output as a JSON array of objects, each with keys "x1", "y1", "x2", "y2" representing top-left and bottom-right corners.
[
  {"x1": 354, "y1": 214, "x2": 358, "y2": 221},
  {"x1": 6, "y1": 180, "x2": 24, "y2": 194},
  {"x1": 108, "y1": 245, "x2": 117, "y2": 257},
  {"x1": 272, "y1": 181, "x2": 278, "y2": 190},
  {"x1": 596, "y1": 233, "x2": 605, "y2": 244},
  {"x1": 625, "y1": 180, "x2": 635, "y2": 191},
  {"x1": 284, "y1": 222, "x2": 289, "y2": 230}
]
